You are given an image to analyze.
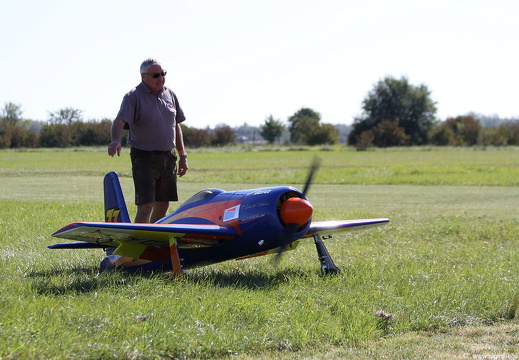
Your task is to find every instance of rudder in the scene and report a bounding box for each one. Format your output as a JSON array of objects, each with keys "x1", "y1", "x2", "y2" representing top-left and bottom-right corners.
[{"x1": 103, "y1": 171, "x2": 131, "y2": 223}]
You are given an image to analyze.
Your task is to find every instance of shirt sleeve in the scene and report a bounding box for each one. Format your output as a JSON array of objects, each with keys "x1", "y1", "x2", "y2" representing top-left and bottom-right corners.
[
  {"x1": 116, "y1": 92, "x2": 137, "y2": 125},
  {"x1": 172, "y1": 92, "x2": 186, "y2": 124}
]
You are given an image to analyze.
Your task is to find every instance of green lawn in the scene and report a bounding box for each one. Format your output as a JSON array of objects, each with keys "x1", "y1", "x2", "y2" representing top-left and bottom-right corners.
[{"x1": 1, "y1": 147, "x2": 518, "y2": 359}]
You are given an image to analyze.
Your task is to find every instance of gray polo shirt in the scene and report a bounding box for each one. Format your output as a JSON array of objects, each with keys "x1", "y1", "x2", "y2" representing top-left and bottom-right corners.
[{"x1": 116, "y1": 82, "x2": 186, "y2": 151}]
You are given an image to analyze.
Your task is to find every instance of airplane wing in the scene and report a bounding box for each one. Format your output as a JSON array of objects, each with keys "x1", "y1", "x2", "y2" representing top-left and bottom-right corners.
[
  {"x1": 49, "y1": 222, "x2": 238, "y2": 249},
  {"x1": 303, "y1": 218, "x2": 389, "y2": 238}
]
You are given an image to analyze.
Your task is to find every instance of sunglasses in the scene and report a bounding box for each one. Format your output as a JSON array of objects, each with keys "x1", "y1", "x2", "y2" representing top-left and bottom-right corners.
[{"x1": 144, "y1": 70, "x2": 167, "y2": 78}]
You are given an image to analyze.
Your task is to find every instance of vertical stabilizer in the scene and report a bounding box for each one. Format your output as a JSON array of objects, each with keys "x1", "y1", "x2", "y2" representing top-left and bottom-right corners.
[{"x1": 103, "y1": 171, "x2": 131, "y2": 223}]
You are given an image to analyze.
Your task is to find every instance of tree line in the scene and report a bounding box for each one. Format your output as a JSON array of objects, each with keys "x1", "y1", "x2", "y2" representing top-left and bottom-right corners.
[
  {"x1": 1, "y1": 76, "x2": 518, "y2": 149},
  {"x1": 347, "y1": 76, "x2": 519, "y2": 148}
]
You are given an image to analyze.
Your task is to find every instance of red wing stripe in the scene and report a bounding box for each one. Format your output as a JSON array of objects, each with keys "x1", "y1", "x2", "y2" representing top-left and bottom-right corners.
[{"x1": 53, "y1": 222, "x2": 237, "y2": 236}]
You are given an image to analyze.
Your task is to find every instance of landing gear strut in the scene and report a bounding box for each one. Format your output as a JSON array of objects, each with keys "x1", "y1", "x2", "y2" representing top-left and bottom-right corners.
[{"x1": 313, "y1": 234, "x2": 340, "y2": 275}]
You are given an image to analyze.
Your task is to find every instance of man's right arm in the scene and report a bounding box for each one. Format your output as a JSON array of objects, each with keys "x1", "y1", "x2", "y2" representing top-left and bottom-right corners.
[{"x1": 108, "y1": 118, "x2": 126, "y2": 157}]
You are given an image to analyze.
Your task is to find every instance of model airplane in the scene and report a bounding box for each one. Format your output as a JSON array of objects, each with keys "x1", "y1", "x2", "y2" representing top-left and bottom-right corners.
[{"x1": 49, "y1": 160, "x2": 389, "y2": 277}]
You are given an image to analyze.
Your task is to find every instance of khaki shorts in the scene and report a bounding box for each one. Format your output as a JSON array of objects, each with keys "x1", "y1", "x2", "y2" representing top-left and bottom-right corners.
[{"x1": 130, "y1": 147, "x2": 178, "y2": 205}]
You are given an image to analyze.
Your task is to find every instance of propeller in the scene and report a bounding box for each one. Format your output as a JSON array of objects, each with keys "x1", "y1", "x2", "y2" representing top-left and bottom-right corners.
[
  {"x1": 275, "y1": 156, "x2": 321, "y2": 264},
  {"x1": 301, "y1": 155, "x2": 320, "y2": 196}
]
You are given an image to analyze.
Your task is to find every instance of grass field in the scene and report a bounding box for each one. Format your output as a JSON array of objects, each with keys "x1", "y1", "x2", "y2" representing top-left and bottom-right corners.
[{"x1": 1, "y1": 146, "x2": 518, "y2": 359}]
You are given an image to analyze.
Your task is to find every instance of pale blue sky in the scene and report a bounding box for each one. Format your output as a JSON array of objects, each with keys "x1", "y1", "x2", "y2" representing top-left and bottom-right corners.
[{"x1": 1, "y1": 0, "x2": 517, "y2": 127}]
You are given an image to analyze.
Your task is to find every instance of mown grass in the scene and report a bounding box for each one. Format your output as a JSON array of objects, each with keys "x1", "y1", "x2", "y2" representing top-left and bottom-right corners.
[
  {"x1": 1, "y1": 147, "x2": 518, "y2": 359},
  {"x1": 2, "y1": 145, "x2": 519, "y2": 186}
]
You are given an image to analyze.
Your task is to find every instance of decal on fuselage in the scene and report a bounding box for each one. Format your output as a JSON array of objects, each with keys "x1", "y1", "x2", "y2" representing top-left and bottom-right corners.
[
  {"x1": 241, "y1": 201, "x2": 270, "y2": 210},
  {"x1": 248, "y1": 189, "x2": 272, "y2": 196},
  {"x1": 223, "y1": 205, "x2": 240, "y2": 222}
]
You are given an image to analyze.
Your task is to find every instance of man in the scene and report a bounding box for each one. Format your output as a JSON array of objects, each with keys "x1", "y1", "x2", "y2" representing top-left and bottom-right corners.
[{"x1": 108, "y1": 58, "x2": 188, "y2": 223}]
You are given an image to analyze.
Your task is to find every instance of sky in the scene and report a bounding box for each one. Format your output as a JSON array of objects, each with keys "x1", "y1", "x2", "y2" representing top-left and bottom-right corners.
[{"x1": 1, "y1": 0, "x2": 518, "y2": 128}]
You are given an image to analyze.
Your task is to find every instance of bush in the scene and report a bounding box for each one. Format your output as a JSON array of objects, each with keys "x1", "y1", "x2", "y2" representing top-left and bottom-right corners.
[
  {"x1": 182, "y1": 125, "x2": 212, "y2": 148},
  {"x1": 0, "y1": 123, "x2": 39, "y2": 148},
  {"x1": 9, "y1": 126, "x2": 39, "y2": 148},
  {"x1": 39, "y1": 124, "x2": 73, "y2": 147},
  {"x1": 72, "y1": 120, "x2": 112, "y2": 146}
]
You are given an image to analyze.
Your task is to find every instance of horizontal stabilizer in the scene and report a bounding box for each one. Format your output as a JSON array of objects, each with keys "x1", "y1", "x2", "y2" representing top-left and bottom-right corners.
[{"x1": 47, "y1": 241, "x2": 109, "y2": 249}]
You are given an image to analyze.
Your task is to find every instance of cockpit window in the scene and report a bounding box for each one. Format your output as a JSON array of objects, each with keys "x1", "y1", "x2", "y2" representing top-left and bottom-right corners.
[{"x1": 182, "y1": 189, "x2": 221, "y2": 205}]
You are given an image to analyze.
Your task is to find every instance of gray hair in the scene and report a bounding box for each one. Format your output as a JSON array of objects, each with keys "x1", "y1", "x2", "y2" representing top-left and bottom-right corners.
[{"x1": 140, "y1": 58, "x2": 162, "y2": 74}]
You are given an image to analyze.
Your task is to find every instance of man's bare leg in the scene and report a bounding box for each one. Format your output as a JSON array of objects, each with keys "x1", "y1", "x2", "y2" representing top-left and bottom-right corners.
[
  {"x1": 135, "y1": 202, "x2": 153, "y2": 223},
  {"x1": 150, "y1": 201, "x2": 169, "y2": 223},
  {"x1": 134, "y1": 201, "x2": 169, "y2": 223}
]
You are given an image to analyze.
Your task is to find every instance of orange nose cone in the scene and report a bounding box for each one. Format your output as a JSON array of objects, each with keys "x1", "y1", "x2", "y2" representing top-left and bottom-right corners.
[{"x1": 280, "y1": 197, "x2": 313, "y2": 227}]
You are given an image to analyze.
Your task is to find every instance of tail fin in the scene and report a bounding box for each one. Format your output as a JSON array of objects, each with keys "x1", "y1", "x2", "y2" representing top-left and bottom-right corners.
[{"x1": 103, "y1": 171, "x2": 131, "y2": 223}]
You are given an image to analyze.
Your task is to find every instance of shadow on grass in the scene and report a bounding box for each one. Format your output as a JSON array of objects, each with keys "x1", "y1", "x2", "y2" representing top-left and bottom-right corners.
[
  {"x1": 188, "y1": 267, "x2": 310, "y2": 290},
  {"x1": 26, "y1": 265, "x2": 307, "y2": 295},
  {"x1": 27, "y1": 266, "x2": 164, "y2": 296}
]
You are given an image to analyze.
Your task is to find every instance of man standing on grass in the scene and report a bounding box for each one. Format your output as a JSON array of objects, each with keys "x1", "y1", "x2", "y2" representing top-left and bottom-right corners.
[{"x1": 108, "y1": 58, "x2": 188, "y2": 223}]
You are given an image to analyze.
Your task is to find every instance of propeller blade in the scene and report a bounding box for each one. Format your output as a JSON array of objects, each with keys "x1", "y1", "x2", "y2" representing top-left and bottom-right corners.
[
  {"x1": 301, "y1": 156, "x2": 321, "y2": 196},
  {"x1": 274, "y1": 222, "x2": 300, "y2": 265},
  {"x1": 275, "y1": 157, "x2": 321, "y2": 265}
]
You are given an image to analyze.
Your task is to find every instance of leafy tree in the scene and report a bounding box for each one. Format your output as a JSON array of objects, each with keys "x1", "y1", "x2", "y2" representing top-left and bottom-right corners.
[
  {"x1": 287, "y1": 108, "x2": 339, "y2": 145},
  {"x1": 39, "y1": 124, "x2": 73, "y2": 147},
  {"x1": 0, "y1": 102, "x2": 39, "y2": 148},
  {"x1": 72, "y1": 119, "x2": 112, "y2": 146},
  {"x1": 477, "y1": 127, "x2": 498, "y2": 147},
  {"x1": 288, "y1": 108, "x2": 321, "y2": 144},
  {"x1": 493, "y1": 121, "x2": 519, "y2": 146},
  {"x1": 260, "y1": 115, "x2": 285, "y2": 144},
  {"x1": 430, "y1": 115, "x2": 481, "y2": 146},
  {"x1": 429, "y1": 125, "x2": 455, "y2": 146},
  {"x1": 8, "y1": 126, "x2": 39, "y2": 148},
  {"x1": 349, "y1": 76, "x2": 437, "y2": 146},
  {"x1": 372, "y1": 120, "x2": 409, "y2": 147},
  {"x1": 211, "y1": 125, "x2": 236, "y2": 146},
  {"x1": 443, "y1": 115, "x2": 481, "y2": 146},
  {"x1": 1, "y1": 102, "x2": 23, "y2": 126},
  {"x1": 0, "y1": 124, "x2": 12, "y2": 148},
  {"x1": 181, "y1": 124, "x2": 212, "y2": 148},
  {"x1": 308, "y1": 123, "x2": 339, "y2": 145},
  {"x1": 48, "y1": 107, "x2": 83, "y2": 125},
  {"x1": 38, "y1": 107, "x2": 83, "y2": 147},
  {"x1": 355, "y1": 129, "x2": 375, "y2": 149}
]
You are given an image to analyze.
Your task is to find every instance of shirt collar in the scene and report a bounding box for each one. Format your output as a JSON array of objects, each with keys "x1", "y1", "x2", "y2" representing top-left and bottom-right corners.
[{"x1": 139, "y1": 81, "x2": 164, "y2": 95}]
